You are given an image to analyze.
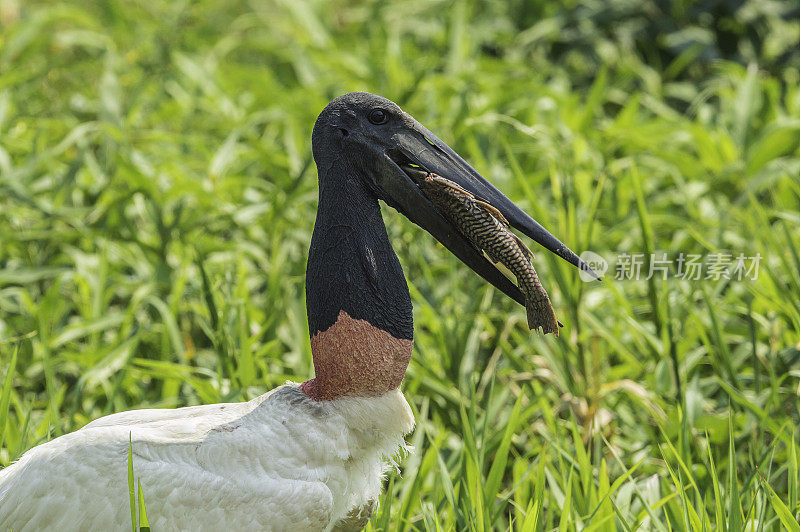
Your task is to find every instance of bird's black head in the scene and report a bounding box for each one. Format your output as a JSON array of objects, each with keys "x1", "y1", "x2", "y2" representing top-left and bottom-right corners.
[{"x1": 311, "y1": 92, "x2": 407, "y2": 201}]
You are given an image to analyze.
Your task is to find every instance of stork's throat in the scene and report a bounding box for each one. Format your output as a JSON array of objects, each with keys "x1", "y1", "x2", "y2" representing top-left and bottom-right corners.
[
  {"x1": 304, "y1": 155, "x2": 414, "y2": 400},
  {"x1": 301, "y1": 310, "x2": 413, "y2": 401}
]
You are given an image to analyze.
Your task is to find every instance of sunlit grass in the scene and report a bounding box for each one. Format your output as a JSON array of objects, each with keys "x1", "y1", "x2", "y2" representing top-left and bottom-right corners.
[{"x1": 1, "y1": 0, "x2": 799, "y2": 529}]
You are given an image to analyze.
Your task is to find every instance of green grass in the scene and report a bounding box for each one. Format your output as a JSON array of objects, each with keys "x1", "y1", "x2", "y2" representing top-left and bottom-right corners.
[{"x1": 1, "y1": 0, "x2": 800, "y2": 529}]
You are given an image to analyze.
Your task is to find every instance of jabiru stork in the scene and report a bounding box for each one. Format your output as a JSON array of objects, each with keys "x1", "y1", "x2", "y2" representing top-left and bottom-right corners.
[{"x1": 0, "y1": 92, "x2": 596, "y2": 531}]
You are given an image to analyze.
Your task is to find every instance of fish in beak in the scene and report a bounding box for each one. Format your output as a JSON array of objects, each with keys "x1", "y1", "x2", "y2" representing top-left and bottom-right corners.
[{"x1": 412, "y1": 169, "x2": 562, "y2": 335}]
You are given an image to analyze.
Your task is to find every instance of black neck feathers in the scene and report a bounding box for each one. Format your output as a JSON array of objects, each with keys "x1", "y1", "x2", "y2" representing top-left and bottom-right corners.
[{"x1": 305, "y1": 156, "x2": 414, "y2": 341}]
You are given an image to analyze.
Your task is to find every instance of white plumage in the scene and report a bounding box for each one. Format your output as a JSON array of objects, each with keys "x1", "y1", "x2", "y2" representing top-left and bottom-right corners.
[{"x1": 0, "y1": 384, "x2": 414, "y2": 531}]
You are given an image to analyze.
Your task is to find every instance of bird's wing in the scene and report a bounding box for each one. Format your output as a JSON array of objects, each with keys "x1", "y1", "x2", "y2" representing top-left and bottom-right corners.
[{"x1": 82, "y1": 383, "x2": 284, "y2": 433}]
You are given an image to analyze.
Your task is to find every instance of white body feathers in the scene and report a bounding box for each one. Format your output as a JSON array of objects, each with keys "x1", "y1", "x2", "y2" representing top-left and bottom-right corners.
[{"x1": 0, "y1": 384, "x2": 414, "y2": 531}]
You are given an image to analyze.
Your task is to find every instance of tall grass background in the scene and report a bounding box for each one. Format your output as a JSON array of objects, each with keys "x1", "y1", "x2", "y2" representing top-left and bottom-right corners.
[{"x1": 1, "y1": 0, "x2": 799, "y2": 529}]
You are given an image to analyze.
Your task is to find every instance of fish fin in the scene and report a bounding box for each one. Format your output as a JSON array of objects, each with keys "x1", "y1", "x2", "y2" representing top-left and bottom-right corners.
[
  {"x1": 511, "y1": 233, "x2": 534, "y2": 259},
  {"x1": 474, "y1": 199, "x2": 510, "y2": 226},
  {"x1": 425, "y1": 174, "x2": 475, "y2": 199},
  {"x1": 483, "y1": 247, "x2": 503, "y2": 265}
]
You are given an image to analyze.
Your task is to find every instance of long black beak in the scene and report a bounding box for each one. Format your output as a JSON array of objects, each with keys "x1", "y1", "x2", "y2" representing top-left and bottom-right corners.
[{"x1": 376, "y1": 122, "x2": 599, "y2": 306}]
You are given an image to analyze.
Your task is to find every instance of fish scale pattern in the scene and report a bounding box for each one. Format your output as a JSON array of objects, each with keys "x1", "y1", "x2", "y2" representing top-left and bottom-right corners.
[{"x1": 420, "y1": 173, "x2": 560, "y2": 335}]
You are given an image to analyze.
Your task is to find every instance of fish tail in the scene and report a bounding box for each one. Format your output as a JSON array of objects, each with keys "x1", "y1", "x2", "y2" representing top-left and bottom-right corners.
[{"x1": 523, "y1": 288, "x2": 560, "y2": 337}]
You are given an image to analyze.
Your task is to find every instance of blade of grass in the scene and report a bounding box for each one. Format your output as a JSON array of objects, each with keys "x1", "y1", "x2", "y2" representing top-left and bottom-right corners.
[
  {"x1": 128, "y1": 434, "x2": 136, "y2": 532},
  {"x1": 0, "y1": 343, "x2": 20, "y2": 453},
  {"x1": 728, "y1": 414, "x2": 745, "y2": 531},
  {"x1": 756, "y1": 467, "x2": 800, "y2": 532},
  {"x1": 137, "y1": 479, "x2": 150, "y2": 532}
]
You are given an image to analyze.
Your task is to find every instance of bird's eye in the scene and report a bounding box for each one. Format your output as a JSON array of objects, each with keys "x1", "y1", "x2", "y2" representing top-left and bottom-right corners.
[{"x1": 368, "y1": 108, "x2": 389, "y2": 125}]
